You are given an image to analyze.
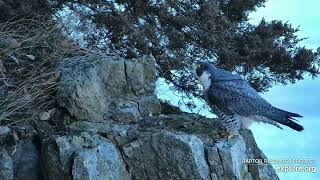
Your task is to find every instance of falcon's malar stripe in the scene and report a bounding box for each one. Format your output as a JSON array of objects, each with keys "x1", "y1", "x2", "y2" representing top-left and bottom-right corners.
[{"x1": 197, "y1": 71, "x2": 211, "y2": 90}]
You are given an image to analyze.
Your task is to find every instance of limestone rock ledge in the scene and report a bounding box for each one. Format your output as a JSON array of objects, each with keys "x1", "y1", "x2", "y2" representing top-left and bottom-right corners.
[{"x1": 0, "y1": 54, "x2": 279, "y2": 180}]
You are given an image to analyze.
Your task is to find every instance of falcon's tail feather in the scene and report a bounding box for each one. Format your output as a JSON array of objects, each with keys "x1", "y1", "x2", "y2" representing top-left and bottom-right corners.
[
  {"x1": 277, "y1": 117, "x2": 304, "y2": 131},
  {"x1": 275, "y1": 108, "x2": 303, "y2": 118},
  {"x1": 266, "y1": 108, "x2": 303, "y2": 131}
]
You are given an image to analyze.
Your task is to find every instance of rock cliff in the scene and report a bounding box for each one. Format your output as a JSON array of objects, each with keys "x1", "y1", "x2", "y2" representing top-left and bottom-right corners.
[{"x1": 0, "y1": 54, "x2": 279, "y2": 180}]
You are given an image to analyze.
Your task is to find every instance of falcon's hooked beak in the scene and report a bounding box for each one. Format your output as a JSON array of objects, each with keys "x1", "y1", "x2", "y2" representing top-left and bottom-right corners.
[{"x1": 192, "y1": 62, "x2": 212, "y2": 90}]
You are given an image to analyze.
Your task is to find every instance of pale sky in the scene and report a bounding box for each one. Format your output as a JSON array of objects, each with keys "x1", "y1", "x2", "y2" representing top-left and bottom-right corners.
[
  {"x1": 249, "y1": 0, "x2": 320, "y2": 50},
  {"x1": 249, "y1": 0, "x2": 320, "y2": 179}
]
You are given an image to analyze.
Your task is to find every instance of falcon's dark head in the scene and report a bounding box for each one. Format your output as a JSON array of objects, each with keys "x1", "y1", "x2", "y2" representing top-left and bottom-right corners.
[
  {"x1": 193, "y1": 61, "x2": 213, "y2": 90},
  {"x1": 194, "y1": 61, "x2": 212, "y2": 77}
]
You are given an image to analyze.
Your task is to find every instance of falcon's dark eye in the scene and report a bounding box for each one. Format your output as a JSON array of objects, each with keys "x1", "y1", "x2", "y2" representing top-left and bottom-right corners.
[{"x1": 197, "y1": 64, "x2": 203, "y2": 69}]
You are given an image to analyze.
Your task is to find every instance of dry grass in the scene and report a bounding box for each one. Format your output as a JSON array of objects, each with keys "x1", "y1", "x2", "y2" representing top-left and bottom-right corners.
[{"x1": 0, "y1": 16, "x2": 88, "y2": 125}]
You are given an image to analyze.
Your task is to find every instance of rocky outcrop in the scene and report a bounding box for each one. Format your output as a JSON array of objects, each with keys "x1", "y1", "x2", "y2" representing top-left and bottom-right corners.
[
  {"x1": 67, "y1": 115, "x2": 278, "y2": 180},
  {"x1": 41, "y1": 132, "x2": 130, "y2": 180},
  {"x1": 0, "y1": 54, "x2": 279, "y2": 180},
  {"x1": 57, "y1": 54, "x2": 161, "y2": 123},
  {"x1": 0, "y1": 126, "x2": 42, "y2": 180}
]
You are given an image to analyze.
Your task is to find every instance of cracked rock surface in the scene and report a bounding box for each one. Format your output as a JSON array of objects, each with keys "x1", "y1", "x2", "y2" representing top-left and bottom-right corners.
[
  {"x1": 56, "y1": 54, "x2": 160, "y2": 122},
  {"x1": 41, "y1": 132, "x2": 130, "y2": 180},
  {"x1": 0, "y1": 54, "x2": 279, "y2": 180}
]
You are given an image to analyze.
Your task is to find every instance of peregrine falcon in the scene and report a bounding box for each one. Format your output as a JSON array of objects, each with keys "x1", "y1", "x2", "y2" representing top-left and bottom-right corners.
[{"x1": 193, "y1": 61, "x2": 303, "y2": 138}]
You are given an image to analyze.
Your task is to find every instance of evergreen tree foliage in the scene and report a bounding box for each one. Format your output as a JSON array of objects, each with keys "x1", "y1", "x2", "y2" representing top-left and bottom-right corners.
[{"x1": 1, "y1": 0, "x2": 319, "y2": 94}]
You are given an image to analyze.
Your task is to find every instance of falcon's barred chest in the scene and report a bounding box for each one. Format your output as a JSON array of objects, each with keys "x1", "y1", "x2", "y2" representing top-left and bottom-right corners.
[{"x1": 203, "y1": 90, "x2": 242, "y2": 135}]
